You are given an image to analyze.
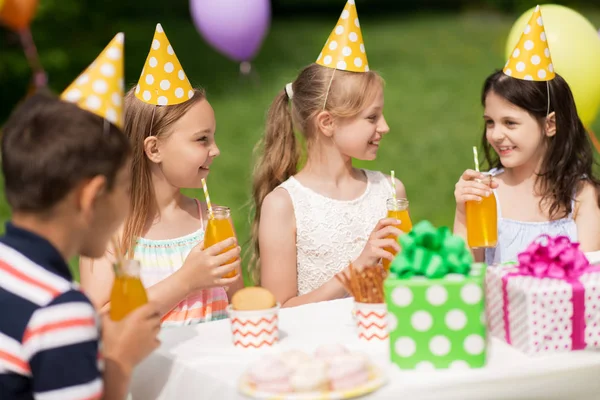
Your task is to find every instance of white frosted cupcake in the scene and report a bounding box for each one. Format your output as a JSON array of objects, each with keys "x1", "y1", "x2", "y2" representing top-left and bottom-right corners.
[
  {"x1": 248, "y1": 356, "x2": 292, "y2": 393},
  {"x1": 290, "y1": 360, "x2": 328, "y2": 392},
  {"x1": 327, "y1": 354, "x2": 369, "y2": 391},
  {"x1": 314, "y1": 344, "x2": 349, "y2": 361},
  {"x1": 278, "y1": 350, "x2": 312, "y2": 370}
]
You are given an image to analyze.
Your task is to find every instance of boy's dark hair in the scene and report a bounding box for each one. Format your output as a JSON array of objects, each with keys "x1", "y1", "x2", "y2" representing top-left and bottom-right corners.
[
  {"x1": 481, "y1": 70, "x2": 600, "y2": 219},
  {"x1": 1, "y1": 92, "x2": 130, "y2": 213}
]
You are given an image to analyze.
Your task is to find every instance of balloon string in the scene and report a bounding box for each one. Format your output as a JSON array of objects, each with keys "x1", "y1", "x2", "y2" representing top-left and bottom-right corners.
[{"x1": 18, "y1": 27, "x2": 47, "y2": 89}]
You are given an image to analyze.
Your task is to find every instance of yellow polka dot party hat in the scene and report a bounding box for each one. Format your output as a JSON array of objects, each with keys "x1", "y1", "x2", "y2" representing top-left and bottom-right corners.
[
  {"x1": 503, "y1": 5, "x2": 555, "y2": 81},
  {"x1": 316, "y1": 0, "x2": 369, "y2": 73},
  {"x1": 60, "y1": 33, "x2": 124, "y2": 129},
  {"x1": 135, "y1": 23, "x2": 194, "y2": 106}
]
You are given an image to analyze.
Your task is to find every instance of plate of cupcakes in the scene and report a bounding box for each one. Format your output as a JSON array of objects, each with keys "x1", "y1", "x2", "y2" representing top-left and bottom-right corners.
[{"x1": 239, "y1": 344, "x2": 387, "y2": 399}]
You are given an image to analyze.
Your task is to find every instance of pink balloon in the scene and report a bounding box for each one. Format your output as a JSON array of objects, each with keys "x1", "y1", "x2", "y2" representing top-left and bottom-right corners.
[{"x1": 190, "y1": 0, "x2": 271, "y2": 63}]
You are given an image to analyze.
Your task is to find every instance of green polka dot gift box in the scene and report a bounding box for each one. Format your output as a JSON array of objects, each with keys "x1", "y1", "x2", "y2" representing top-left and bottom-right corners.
[{"x1": 384, "y1": 221, "x2": 487, "y2": 370}]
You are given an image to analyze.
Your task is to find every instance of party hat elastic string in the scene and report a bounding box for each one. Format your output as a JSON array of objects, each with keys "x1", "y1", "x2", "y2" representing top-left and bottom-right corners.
[
  {"x1": 148, "y1": 105, "x2": 157, "y2": 136},
  {"x1": 546, "y1": 80, "x2": 551, "y2": 117},
  {"x1": 322, "y1": 68, "x2": 337, "y2": 110}
]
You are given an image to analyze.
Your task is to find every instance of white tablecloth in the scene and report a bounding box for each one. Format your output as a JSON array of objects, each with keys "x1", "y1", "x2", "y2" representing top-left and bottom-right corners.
[{"x1": 131, "y1": 298, "x2": 600, "y2": 400}]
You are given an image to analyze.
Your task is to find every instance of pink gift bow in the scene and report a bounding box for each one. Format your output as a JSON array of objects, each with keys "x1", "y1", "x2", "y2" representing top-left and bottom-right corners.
[{"x1": 501, "y1": 235, "x2": 600, "y2": 350}]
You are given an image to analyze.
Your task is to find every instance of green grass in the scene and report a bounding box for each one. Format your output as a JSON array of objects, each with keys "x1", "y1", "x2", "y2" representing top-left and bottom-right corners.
[{"x1": 3, "y1": 10, "x2": 600, "y2": 283}]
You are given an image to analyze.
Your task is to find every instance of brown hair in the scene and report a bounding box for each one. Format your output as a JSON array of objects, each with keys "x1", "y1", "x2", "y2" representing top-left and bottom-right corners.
[
  {"x1": 481, "y1": 70, "x2": 600, "y2": 219},
  {"x1": 120, "y1": 87, "x2": 206, "y2": 257},
  {"x1": 1, "y1": 92, "x2": 130, "y2": 213},
  {"x1": 249, "y1": 63, "x2": 384, "y2": 284}
]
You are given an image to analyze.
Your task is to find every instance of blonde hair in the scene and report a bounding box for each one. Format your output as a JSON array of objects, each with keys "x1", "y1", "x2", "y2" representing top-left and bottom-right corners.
[
  {"x1": 120, "y1": 87, "x2": 206, "y2": 257},
  {"x1": 249, "y1": 63, "x2": 384, "y2": 284}
]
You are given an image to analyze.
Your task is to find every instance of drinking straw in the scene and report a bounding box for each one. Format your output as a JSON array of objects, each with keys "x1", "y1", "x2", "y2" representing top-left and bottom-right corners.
[
  {"x1": 473, "y1": 146, "x2": 480, "y2": 173},
  {"x1": 201, "y1": 178, "x2": 214, "y2": 219},
  {"x1": 390, "y1": 170, "x2": 397, "y2": 210}
]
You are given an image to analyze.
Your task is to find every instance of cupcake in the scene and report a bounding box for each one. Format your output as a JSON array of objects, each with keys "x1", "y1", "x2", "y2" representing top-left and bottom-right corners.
[
  {"x1": 327, "y1": 354, "x2": 369, "y2": 391},
  {"x1": 228, "y1": 287, "x2": 279, "y2": 348},
  {"x1": 278, "y1": 350, "x2": 312, "y2": 370},
  {"x1": 231, "y1": 287, "x2": 277, "y2": 310},
  {"x1": 248, "y1": 356, "x2": 292, "y2": 393},
  {"x1": 314, "y1": 343, "x2": 349, "y2": 361},
  {"x1": 289, "y1": 360, "x2": 329, "y2": 392}
]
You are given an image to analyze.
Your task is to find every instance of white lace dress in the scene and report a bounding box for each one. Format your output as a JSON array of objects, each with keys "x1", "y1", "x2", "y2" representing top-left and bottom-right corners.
[{"x1": 278, "y1": 169, "x2": 394, "y2": 296}]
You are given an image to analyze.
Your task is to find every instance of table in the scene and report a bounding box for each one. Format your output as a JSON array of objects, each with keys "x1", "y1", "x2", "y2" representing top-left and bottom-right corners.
[{"x1": 131, "y1": 298, "x2": 600, "y2": 400}]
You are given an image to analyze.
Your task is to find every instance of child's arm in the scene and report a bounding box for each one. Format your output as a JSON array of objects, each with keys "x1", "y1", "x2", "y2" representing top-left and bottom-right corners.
[
  {"x1": 101, "y1": 303, "x2": 161, "y2": 400},
  {"x1": 80, "y1": 253, "x2": 115, "y2": 311},
  {"x1": 575, "y1": 181, "x2": 600, "y2": 252},
  {"x1": 80, "y1": 242, "x2": 240, "y2": 317},
  {"x1": 259, "y1": 189, "x2": 348, "y2": 307}
]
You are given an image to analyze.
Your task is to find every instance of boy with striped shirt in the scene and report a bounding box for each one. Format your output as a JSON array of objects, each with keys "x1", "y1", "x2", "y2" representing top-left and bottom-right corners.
[{"x1": 0, "y1": 33, "x2": 160, "y2": 400}]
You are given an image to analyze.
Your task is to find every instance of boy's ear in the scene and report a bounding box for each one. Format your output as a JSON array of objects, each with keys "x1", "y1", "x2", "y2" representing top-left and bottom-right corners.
[
  {"x1": 77, "y1": 175, "x2": 107, "y2": 217},
  {"x1": 144, "y1": 136, "x2": 161, "y2": 163}
]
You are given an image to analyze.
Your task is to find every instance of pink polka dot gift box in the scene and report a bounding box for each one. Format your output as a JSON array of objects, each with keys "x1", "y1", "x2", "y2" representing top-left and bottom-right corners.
[
  {"x1": 383, "y1": 221, "x2": 487, "y2": 370},
  {"x1": 486, "y1": 234, "x2": 600, "y2": 354}
]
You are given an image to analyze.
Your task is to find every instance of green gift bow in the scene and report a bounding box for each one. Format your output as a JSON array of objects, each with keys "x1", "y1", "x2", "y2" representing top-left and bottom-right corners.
[{"x1": 390, "y1": 220, "x2": 473, "y2": 279}]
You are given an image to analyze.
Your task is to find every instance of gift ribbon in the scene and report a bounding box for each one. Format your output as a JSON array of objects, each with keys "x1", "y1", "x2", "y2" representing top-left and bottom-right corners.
[
  {"x1": 390, "y1": 220, "x2": 473, "y2": 279},
  {"x1": 501, "y1": 235, "x2": 600, "y2": 350}
]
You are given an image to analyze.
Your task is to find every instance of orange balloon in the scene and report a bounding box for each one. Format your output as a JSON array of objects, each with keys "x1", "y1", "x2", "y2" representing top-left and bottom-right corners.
[{"x1": 0, "y1": 0, "x2": 38, "y2": 31}]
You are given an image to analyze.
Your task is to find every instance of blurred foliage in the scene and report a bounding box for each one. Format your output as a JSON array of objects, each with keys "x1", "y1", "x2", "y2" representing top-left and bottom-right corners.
[
  {"x1": 1, "y1": 0, "x2": 598, "y2": 122},
  {"x1": 1, "y1": 0, "x2": 599, "y2": 283}
]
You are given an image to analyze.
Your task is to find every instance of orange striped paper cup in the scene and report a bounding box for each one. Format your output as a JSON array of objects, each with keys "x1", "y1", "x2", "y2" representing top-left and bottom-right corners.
[
  {"x1": 354, "y1": 302, "x2": 389, "y2": 342},
  {"x1": 227, "y1": 304, "x2": 280, "y2": 349}
]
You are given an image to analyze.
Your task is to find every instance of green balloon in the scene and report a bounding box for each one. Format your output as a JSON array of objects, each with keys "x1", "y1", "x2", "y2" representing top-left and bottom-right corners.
[{"x1": 505, "y1": 5, "x2": 600, "y2": 127}]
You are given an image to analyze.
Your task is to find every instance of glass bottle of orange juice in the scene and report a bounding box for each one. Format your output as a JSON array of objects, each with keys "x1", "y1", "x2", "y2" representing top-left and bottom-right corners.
[
  {"x1": 204, "y1": 206, "x2": 239, "y2": 279},
  {"x1": 465, "y1": 174, "x2": 498, "y2": 248},
  {"x1": 383, "y1": 198, "x2": 413, "y2": 271},
  {"x1": 110, "y1": 260, "x2": 148, "y2": 321}
]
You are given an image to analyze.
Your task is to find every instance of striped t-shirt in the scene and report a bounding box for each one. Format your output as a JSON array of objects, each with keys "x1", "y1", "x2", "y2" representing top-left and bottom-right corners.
[
  {"x1": 134, "y1": 199, "x2": 229, "y2": 327},
  {"x1": 0, "y1": 223, "x2": 103, "y2": 400}
]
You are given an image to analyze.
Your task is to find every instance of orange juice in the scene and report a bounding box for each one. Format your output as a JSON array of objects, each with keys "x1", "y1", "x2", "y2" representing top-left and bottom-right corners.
[
  {"x1": 110, "y1": 260, "x2": 148, "y2": 321},
  {"x1": 204, "y1": 206, "x2": 239, "y2": 279},
  {"x1": 383, "y1": 198, "x2": 412, "y2": 271},
  {"x1": 466, "y1": 188, "x2": 498, "y2": 249},
  {"x1": 387, "y1": 209, "x2": 413, "y2": 233}
]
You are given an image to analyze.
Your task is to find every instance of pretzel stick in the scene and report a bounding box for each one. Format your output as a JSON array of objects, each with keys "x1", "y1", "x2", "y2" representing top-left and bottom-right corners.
[
  {"x1": 359, "y1": 269, "x2": 366, "y2": 302},
  {"x1": 335, "y1": 273, "x2": 352, "y2": 295},
  {"x1": 372, "y1": 268, "x2": 385, "y2": 303},
  {"x1": 341, "y1": 264, "x2": 387, "y2": 303},
  {"x1": 349, "y1": 264, "x2": 362, "y2": 301},
  {"x1": 364, "y1": 269, "x2": 374, "y2": 303}
]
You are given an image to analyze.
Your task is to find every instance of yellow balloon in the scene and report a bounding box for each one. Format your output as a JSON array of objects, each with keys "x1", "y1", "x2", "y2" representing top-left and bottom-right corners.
[{"x1": 506, "y1": 4, "x2": 600, "y2": 127}]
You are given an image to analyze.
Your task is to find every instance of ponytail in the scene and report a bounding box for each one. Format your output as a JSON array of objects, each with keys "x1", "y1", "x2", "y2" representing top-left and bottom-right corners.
[{"x1": 249, "y1": 88, "x2": 299, "y2": 284}]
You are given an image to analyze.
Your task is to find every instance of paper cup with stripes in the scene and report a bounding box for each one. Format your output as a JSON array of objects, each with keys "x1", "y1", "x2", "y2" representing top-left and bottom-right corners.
[
  {"x1": 354, "y1": 302, "x2": 389, "y2": 342},
  {"x1": 227, "y1": 304, "x2": 280, "y2": 349}
]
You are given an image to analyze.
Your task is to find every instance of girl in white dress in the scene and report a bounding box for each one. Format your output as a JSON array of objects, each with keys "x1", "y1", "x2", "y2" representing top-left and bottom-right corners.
[{"x1": 250, "y1": 1, "x2": 407, "y2": 307}]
